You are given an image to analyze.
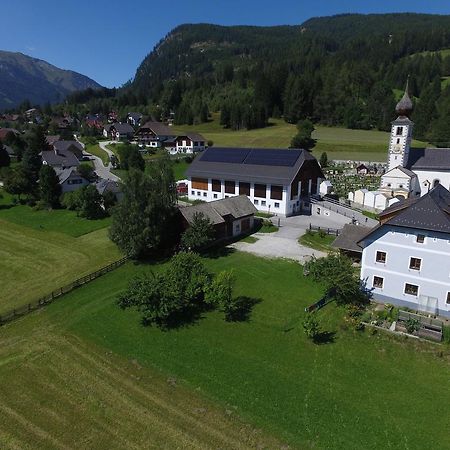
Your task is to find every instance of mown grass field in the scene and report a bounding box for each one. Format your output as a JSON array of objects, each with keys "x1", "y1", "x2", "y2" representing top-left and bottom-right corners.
[
  {"x1": 171, "y1": 115, "x2": 429, "y2": 162},
  {"x1": 2, "y1": 252, "x2": 448, "y2": 449},
  {"x1": 0, "y1": 192, "x2": 121, "y2": 314},
  {"x1": 0, "y1": 314, "x2": 280, "y2": 449}
]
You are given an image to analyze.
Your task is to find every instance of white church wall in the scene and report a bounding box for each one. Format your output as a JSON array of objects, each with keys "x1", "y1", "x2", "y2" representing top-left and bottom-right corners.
[{"x1": 415, "y1": 170, "x2": 450, "y2": 196}]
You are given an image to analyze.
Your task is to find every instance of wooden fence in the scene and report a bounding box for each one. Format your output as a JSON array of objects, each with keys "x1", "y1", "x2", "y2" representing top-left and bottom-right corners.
[
  {"x1": 309, "y1": 224, "x2": 341, "y2": 236},
  {"x1": 0, "y1": 256, "x2": 128, "y2": 326}
]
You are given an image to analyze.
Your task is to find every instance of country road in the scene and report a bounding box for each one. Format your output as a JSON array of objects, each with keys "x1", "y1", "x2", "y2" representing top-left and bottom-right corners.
[{"x1": 75, "y1": 137, "x2": 121, "y2": 182}]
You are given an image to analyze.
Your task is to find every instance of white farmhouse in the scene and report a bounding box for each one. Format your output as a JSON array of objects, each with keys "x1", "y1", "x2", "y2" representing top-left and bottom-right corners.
[
  {"x1": 359, "y1": 184, "x2": 450, "y2": 317},
  {"x1": 185, "y1": 147, "x2": 324, "y2": 216}
]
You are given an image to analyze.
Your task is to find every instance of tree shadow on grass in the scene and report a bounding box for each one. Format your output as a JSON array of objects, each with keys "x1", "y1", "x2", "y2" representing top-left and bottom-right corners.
[
  {"x1": 143, "y1": 305, "x2": 206, "y2": 331},
  {"x1": 226, "y1": 296, "x2": 262, "y2": 322},
  {"x1": 313, "y1": 331, "x2": 337, "y2": 345},
  {"x1": 204, "y1": 246, "x2": 236, "y2": 260}
]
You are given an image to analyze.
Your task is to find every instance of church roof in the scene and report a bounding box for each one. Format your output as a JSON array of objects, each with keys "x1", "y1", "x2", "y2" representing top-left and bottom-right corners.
[
  {"x1": 395, "y1": 78, "x2": 413, "y2": 117},
  {"x1": 407, "y1": 147, "x2": 450, "y2": 171},
  {"x1": 379, "y1": 184, "x2": 450, "y2": 234}
]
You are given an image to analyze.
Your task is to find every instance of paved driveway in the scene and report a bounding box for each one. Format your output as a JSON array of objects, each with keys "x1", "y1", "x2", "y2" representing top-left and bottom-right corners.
[{"x1": 230, "y1": 224, "x2": 327, "y2": 263}]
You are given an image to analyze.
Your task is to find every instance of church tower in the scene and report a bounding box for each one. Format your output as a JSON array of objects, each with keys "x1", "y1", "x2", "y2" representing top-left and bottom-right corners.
[{"x1": 387, "y1": 79, "x2": 414, "y2": 172}]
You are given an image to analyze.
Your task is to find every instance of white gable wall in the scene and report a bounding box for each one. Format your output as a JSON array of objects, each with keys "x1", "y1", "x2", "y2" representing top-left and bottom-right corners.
[
  {"x1": 414, "y1": 169, "x2": 450, "y2": 196},
  {"x1": 360, "y1": 224, "x2": 450, "y2": 317}
]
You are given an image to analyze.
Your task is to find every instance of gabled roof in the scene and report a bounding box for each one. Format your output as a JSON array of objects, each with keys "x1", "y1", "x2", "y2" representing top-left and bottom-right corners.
[
  {"x1": 46, "y1": 135, "x2": 60, "y2": 146},
  {"x1": 378, "y1": 184, "x2": 450, "y2": 234},
  {"x1": 127, "y1": 112, "x2": 143, "y2": 120},
  {"x1": 186, "y1": 147, "x2": 323, "y2": 185},
  {"x1": 180, "y1": 195, "x2": 257, "y2": 226},
  {"x1": 177, "y1": 133, "x2": 205, "y2": 142},
  {"x1": 96, "y1": 179, "x2": 122, "y2": 195},
  {"x1": 111, "y1": 123, "x2": 134, "y2": 134},
  {"x1": 332, "y1": 224, "x2": 372, "y2": 253},
  {"x1": 382, "y1": 165, "x2": 416, "y2": 178},
  {"x1": 407, "y1": 147, "x2": 450, "y2": 171},
  {"x1": 0, "y1": 128, "x2": 20, "y2": 140},
  {"x1": 57, "y1": 167, "x2": 88, "y2": 184},
  {"x1": 42, "y1": 148, "x2": 79, "y2": 168},
  {"x1": 137, "y1": 121, "x2": 173, "y2": 136},
  {"x1": 54, "y1": 140, "x2": 83, "y2": 154}
]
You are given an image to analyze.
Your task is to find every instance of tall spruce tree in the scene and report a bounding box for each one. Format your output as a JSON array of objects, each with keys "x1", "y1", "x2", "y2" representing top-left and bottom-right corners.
[
  {"x1": 39, "y1": 165, "x2": 61, "y2": 208},
  {"x1": 0, "y1": 142, "x2": 11, "y2": 167},
  {"x1": 22, "y1": 126, "x2": 49, "y2": 194}
]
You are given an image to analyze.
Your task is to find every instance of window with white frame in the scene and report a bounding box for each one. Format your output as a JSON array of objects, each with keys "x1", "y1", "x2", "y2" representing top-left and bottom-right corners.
[
  {"x1": 373, "y1": 276, "x2": 384, "y2": 289},
  {"x1": 254, "y1": 199, "x2": 259, "y2": 205},
  {"x1": 447, "y1": 292, "x2": 450, "y2": 304},
  {"x1": 261, "y1": 200, "x2": 266, "y2": 206},
  {"x1": 274, "y1": 202, "x2": 280, "y2": 208},
  {"x1": 404, "y1": 283, "x2": 419, "y2": 296},
  {"x1": 376, "y1": 251, "x2": 387, "y2": 263},
  {"x1": 409, "y1": 257, "x2": 421, "y2": 271},
  {"x1": 213, "y1": 193, "x2": 218, "y2": 199},
  {"x1": 416, "y1": 234, "x2": 425, "y2": 243}
]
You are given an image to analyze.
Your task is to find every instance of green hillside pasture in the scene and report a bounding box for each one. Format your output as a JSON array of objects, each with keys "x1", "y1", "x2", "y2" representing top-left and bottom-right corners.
[
  {"x1": 24, "y1": 252, "x2": 450, "y2": 450},
  {"x1": 171, "y1": 116, "x2": 428, "y2": 161},
  {"x1": 0, "y1": 318, "x2": 280, "y2": 449},
  {"x1": 0, "y1": 203, "x2": 111, "y2": 237},
  {"x1": 0, "y1": 219, "x2": 121, "y2": 313}
]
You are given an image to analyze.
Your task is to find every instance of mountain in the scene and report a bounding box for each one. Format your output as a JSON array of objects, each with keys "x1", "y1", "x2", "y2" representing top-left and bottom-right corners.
[
  {"x1": 69, "y1": 13, "x2": 450, "y2": 145},
  {"x1": 0, "y1": 50, "x2": 102, "y2": 110}
]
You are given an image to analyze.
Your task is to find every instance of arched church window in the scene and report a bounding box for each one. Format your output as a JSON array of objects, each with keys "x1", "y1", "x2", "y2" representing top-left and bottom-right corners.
[
  {"x1": 396, "y1": 127, "x2": 403, "y2": 136},
  {"x1": 433, "y1": 179, "x2": 440, "y2": 188},
  {"x1": 396, "y1": 138, "x2": 400, "y2": 144}
]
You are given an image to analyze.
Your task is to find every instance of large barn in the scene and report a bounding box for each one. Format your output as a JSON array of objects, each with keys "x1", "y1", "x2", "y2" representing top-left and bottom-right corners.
[{"x1": 185, "y1": 147, "x2": 324, "y2": 216}]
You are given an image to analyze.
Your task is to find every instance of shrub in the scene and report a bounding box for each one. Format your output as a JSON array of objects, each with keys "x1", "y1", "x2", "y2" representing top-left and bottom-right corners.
[
  {"x1": 405, "y1": 318, "x2": 421, "y2": 335},
  {"x1": 303, "y1": 313, "x2": 320, "y2": 340}
]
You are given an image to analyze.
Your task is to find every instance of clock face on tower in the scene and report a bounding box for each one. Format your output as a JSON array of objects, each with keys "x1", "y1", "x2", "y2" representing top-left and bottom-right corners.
[{"x1": 391, "y1": 144, "x2": 402, "y2": 153}]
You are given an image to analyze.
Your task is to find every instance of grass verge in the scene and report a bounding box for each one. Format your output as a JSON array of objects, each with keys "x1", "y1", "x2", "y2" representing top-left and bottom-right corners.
[{"x1": 299, "y1": 231, "x2": 336, "y2": 252}]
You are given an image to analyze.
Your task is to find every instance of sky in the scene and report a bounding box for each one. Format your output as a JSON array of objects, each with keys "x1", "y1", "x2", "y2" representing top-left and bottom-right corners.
[{"x1": 1, "y1": 0, "x2": 450, "y2": 88}]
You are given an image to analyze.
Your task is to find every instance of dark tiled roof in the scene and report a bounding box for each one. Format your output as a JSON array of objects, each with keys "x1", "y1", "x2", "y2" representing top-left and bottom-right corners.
[
  {"x1": 138, "y1": 121, "x2": 173, "y2": 136},
  {"x1": 407, "y1": 147, "x2": 450, "y2": 171},
  {"x1": 177, "y1": 133, "x2": 205, "y2": 142},
  {"x1": 96, "y1": 179, "x2": 122, "y2": 195},
  {"x1": 41, "y1": 149, "x2": 79, "y2": 168},
  {"x1": 180, "y1": 195, "x2": 257, "y2": 226},
  {"x1": 380, "y1": 184, "x2": 450, "y2": 233},
  {"x1": 53, "y1": 140, "x2": 83, "y2": 154},
  {"x1": 56, "y1": 167, "x2": 88, "y2": 184},
  {"x1": 332, "y1": 224, "x2": 372, "y2": 253},
  {"x1": 111, "y1": 123, "x2": 134, "y2": 134},
  {"x1": 186, "y1": 147, "x2": 323, "y2": 185},
  {"x1": 127, "y1": 112, "x2": 143, "y2": 120}
]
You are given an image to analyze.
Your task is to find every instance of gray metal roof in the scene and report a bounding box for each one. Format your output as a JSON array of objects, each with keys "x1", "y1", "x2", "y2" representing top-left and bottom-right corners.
[
  {"x1": 96, "y1": 179, "x2": 122, "y2": 195},
  {"x1": 180, "y1": 195, "x2": 257, "y2": 225},
  {"x1": 380, "y1": 184, "x2": 450, "y2": 233},
  {"x1": 111, "y1": 123, "x2": 134, "y2": 135},
  {"x1": 186, "y1": 147, "x2": 322, "y2": 185},
  {"x1": 138, "y1": 121, "x2": 173, "y2": 137},
  {"x1": 56, "y1": 167, "x2": 88, "y2": 184},
  {"x1": 332, "y1": 224, "x2": 372, "y2": 253},
  {"x1": 53, "y1": 140, "x2": 83, "y2": 154},
  {"x1": 41, "y1": 149, "x2": 80, "y2": 168},
  {"x1": 407, "y1": 147, "x2": 450, "y2": 171}
]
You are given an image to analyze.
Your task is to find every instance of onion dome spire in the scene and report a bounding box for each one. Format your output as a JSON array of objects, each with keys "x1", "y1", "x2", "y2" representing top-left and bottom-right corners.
[{"x1": 395, "y1": 77, "x2": 413, "y2": 117}]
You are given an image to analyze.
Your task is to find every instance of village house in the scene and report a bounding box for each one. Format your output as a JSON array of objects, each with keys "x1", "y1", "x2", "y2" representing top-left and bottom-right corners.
[
  {"x1": 53, "y1": 141, "x2": 84, "y2": 160},
  {"x1": 134, "y1": 121, "x2": 175, "y2": 148},
  {"x1": 127, "y1": 112, "x2": 143, "y2": 127},
  {"x1": 0, "y1": 128, "x2": 20, "y2": 142},
  {"x1": 359, "y1": 184, "x2": 450, "y2": 317},
  {"x1": 185, "y1": 147, "x2": 324, "y2": 216},
  {"x1": 180, "y1": 195, "x2": 257, "y2": 240},
  {"x1": 41, "y1": 144, "x2": 80, "y2": 170},
  {"x1": 103, "y1": 123, "x2": 135, "y2": 141},
  {"x1": 170, "y1": 133, "x2": 206, "y2": 155},
  {"x1": 57, "y1": 167, "x2": 90, "y2": 193},
  {"x1": 96, "y1": 179, "x2": 123, "y2": 202}
]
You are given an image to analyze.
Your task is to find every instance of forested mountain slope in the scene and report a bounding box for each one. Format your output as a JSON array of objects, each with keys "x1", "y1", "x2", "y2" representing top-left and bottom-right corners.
[{"x1": 70, "y1": 14, "x2": 450, "y2": 145}]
